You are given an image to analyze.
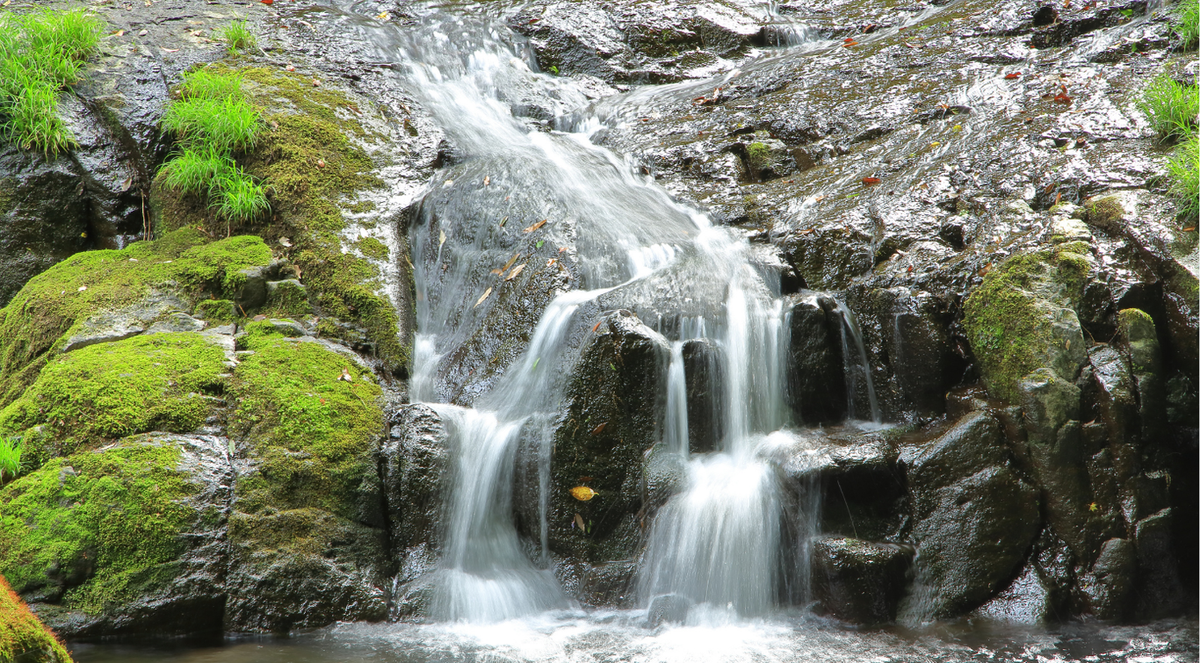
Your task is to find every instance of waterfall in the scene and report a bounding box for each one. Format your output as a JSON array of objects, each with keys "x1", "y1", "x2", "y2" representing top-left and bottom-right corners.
[{"x1": 833, "y1": 300, "x2": 881, "y2": 423}]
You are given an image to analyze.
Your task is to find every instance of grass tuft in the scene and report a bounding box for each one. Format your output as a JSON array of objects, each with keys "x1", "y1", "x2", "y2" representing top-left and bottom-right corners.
[
  {"x1": 181, "y1": 68, "x2": 245, "y2": 101},
  {"x1": 0, "y1": 8, "x2": 102, "y2": 155},
  {"x1": 1176, "y1": 0, "x2": 1199, "y2": 49},
  {"x1": 1167, "y1": 135, "x2": 1199, "y2": 222},
  {"x1": 1138, "y1": 75, "x2": 1199, "y2": 141},
  {"x1": 223, "y1": 20, "x2": 257, "y2": 54},
  {"x1": 160, "y1": 149, "x2": 236, "y2": 195},
  {"x1": 162, "y1": 95, "x2": 262, "y2": 154},
  {"x1": 0, "y1": 435, "x2": 21, "y2": 485},
  {"x1": 212, "y1": 167, "x2": 270, "y2": 223}
]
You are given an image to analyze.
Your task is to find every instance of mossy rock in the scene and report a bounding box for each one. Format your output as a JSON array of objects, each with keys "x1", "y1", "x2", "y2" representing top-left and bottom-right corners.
[
  {"x1": 193, "y1": 299, "x2": 238, "y2": 324},
  {"x1": 0, "y1": 333, "x2": 229, "y2": 468},
  {"x1": 0, "y1": 228, "x2": 272, "y2": 409},
  {"x1": 151, "y1": 63, "x2": 409, "y2": 374},
  {"x1": 962, "y1": 243, "x2": 1093, "y2": 402},
  {"x1": 0, "y1": 575, "x2": 73, "y2": 663}
]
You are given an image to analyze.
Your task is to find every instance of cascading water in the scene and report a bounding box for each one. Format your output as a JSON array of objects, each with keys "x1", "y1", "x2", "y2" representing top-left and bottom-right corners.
[{"x1": 339, "y1": 1, "x2": 828, "y2": 625}]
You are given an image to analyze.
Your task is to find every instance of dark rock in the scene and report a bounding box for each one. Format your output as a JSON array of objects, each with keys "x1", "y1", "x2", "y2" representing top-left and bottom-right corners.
[
  {"x1": 642, "y1": 443, "x2": 686, "y2": 512},
  {"x1": 900, "y1": 466, "x2": 1040, "y2": 621},
  {"x1": 1078, "y1": 537, "x2": 1136, "y2": 620},
  {"x1": 556, "y1": 559, "x2": 638, "y2": 608},
  {"x1": 786, "y1": 292, "x2": 845, "y2": 424},
  {"x1": 974, "y1": 563, "x2": 1054, "y2": 624},
  {"x1": 810, "y1": 536, "x2": 911, "y2": 625},
  {"x1": 647, "y1": 593, "x2": 691, "y2": 627},
  {"x1": 1134, "y1": 508, "x2": 1186, "y2": 619},
  {"x1": 900, "y1": 411, "x2": 1008, "y2": 518},
  {"x1": 681, "y1": 337, "x2": 722, "y2": 453},
  {"x1": 383, "y1": 404, "x2": 451, "y2": 555}
]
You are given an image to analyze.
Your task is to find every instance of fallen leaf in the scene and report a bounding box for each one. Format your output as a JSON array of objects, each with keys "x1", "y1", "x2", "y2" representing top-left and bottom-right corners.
[
  {"x1": 376, "y1": 11, "x2": 390, "y2": 20},
  {"x1": 591, "y1": 422, "x2": 607, "y2": 435},
  {"x1": 843, "y1": 39, "x2": 858, "y2": 47},
  {"x1": 312, "y1": 78, "x2": 321, "y2": 87},
  {"x1": 316, "y1": 158, "x2": 325, "y2": 168},
  {"x1": 483, "y1": 175, "x2": 490, "y2": 186},
  {"x1": 862, "y1": 177, "x2": 881, "y2": 185},
  {"x1": 286, "y1": 64, "x2": 296, "y2": 72},
  {"x1": 1004, "y1": 72, "x2": 1021, "y2": 79},
  {"x1": 439, "y1": 229, "x2": 446, "y2": 247},
  {"x1": 262, "y1": 0, "x2": 273, "y2": 4},
  {"x1": 161, "y1": 47, "x2": 179, "y2": 52},
  {"x1": 113, "y1": 29, "x2": 125, "y2": 37},
  {"x1": 505, "y1": 263, "x2": 525, "y2": 281},
  {"x1": 1182, "y1": 226, "x2": 1196, "y2": 232},
  {"x1": 536, "y1": 240, "x2": 544, "y2": 248},
  {"x1": 500, "y1": 253, "x2": 519, "y2": 273},
  {"x1": 279, "y1": 237, "x2": 293, "y2": 248},
  {"x1": 570, "y1": 486, "x2": 599, "y2": 501},
  {"x1": 120, "y1": 176, "x2": 133, "y2": 192},
  {"x1": 523, "y1": 219, "x2": 548, "y2": 233},
  {"x1": 578, "y1": 476, "x2": 594, "y2": 483},
  {"x1": 592, "y1": 320, "x2": 603, "y2": 332},
  {"x1": 474, "y1": 287, "x2": 492, "y2": 308},
  {"x1": 499, "y1": 216, "x2": 508, "y2": 227},
  {"x1": 574, "y1": 512, "x2": 586, "y2": 531},
  {"x1": 903, "y1": 42, "x2": 916, "y2": 48},
  {"x1": 339, "y1": 368, "x2": 353, "y2": 382}
]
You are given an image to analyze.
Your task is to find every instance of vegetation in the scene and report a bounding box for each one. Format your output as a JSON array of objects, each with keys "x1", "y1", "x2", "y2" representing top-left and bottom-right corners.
[
  {"x1": 0, "y1": 439, "x2": 196, "y2": 616},
  {"x1": 159, "y1": 67, "x2": 268, "y2": 229},
  {"x1": 1168, "y1": 135, "x2": 1199, "y2": 222},
  {"x1": 0, "y1": 575, "x2": 73, "y2": 663},
  {"x1": 1138, "y1": 75, "x2": 1198, "y2": 141},
  {"x1": 0, "y1": 436, "x2": 21, "y2": 485},
  {"x1": 223, "y1": 19, "x2": 257, "y2": 54},
  {"x1": 1176, "y1": 0, "x2": 1199, "y2": 49},
  {"x1": 0, "y1": 8, "x2": 102, "y2": 155}
]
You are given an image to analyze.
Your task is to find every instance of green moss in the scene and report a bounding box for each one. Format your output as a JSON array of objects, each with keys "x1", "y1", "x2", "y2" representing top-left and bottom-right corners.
[
  {"x1": 746, "y1": 141, "x2": 770, "y2": 169},
  {"x1": 153, "y1": 63, "x2": 408, "y2": 371},
  {"x1": 193, "y1": 298, "x2": 238, "y2": 323},
  {"x1": 0, "y1": 229, "x2": 271, "y2": 409},
  {"x1": 355, "y1": 236, "x2": 389, "y2": 261},
  {"x1": 229, "y1": 334, "x2": 381, "y2": 518},
  {"x1": 0, "y1": 333, "x2": 227, "y2": 468},
  {"x1": 263, "y1": 280, "x2": 312, "y2": 319},
  {"x1": 0, "y1": 439, "x2": 196, "y2": 615},
  {"x1": 0, "y1": 575, "x2": 73, "y2": 663},
  {"x1": 963, "y1": 244, "x2": 1092, "y2": 402},
  {"x1": 1085, "y1": 195, "x2": 1125, "y2": 229}
]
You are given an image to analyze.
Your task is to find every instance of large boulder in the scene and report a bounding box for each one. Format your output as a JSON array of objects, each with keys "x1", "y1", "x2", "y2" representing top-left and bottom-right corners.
[
  {"x1": 810, "y1": 536, "x2": 911, "y2": 625},
  {"x1": 785, "y1": 292, "x2": 845, "y2": 424}
]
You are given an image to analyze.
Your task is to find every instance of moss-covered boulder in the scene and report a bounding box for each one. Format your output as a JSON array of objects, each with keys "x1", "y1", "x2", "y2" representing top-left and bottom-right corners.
[
  {"x1": 0, "y1": 333, "x2": 229, "y2": 468},
  {"x1": 0, "y1": 228, "x2": 272, "y2": 409},
  {"x1": 0, "y1": 575, "x2": 73, "y2": 663},
  {"x1": 0, "y1": 434, "x2": 232, "y2": 639},
  {"x1": 962, "y1": 242, "x2": 1093, "y2": 403},
  {"x1": 223, "y1": 325, "x2": 388, "y2": 631}
]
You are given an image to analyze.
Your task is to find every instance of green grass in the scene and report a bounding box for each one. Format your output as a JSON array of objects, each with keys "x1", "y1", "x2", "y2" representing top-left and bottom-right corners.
[
  {"x1": 0, "y1": 8, "x2": 102, "y2": 155},
  {"x1": 1168, "y1": 135, "x2": 1199, "y2": 222},
  {"x1": 222, "y1": 20, "x2": 257, "y2": 54},
  {"x1": 1138, "y1": 75, "x2": 1199, "y2": 141},
  {"x1": 1176, "y1": 0, "x2": 1199, "y2": 49},
  {"x1": 160, "y1": 68, "x2": 269, "y2": 227},
  {"x1": 0, "y1": 436, "x2": 21, "y2": 485}
]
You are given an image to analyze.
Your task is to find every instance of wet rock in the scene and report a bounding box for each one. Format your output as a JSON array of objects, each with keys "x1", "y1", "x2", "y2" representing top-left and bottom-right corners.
[
  {"x1": 1117, "y1": 309, "x2": 1165, "y2": 440},
  {"x1": 59, "y1": 291, "x2": 190, "y2": 353},
  {"x1": 810, "y1": 536, "x2": 911, "y2": 625},
  {"x1": 1017, "y1": 368, "x2": 1081, "y2": 447},
  {"x1": 642, "y1": 442, "x2": 686, "y2": 512},
  {"x1": 901, "y1": 465, "x2": 1040, "y2": 621},
  {"x1": 556, "y1": 559, "x2": 638, "y2": 608},
  {"x1": 974, "y1": 563, "x2": 1053, "y2": 624},
  {"x1": 647, "y1": 593, "x2": 691, "y2": 627},
  {"x1": 145, "y1": 312, "x2": 206, "y2": 334},
  {"x1": 681, "y1": 337, "x2": 723, "y2": 453},
  {"x1": 786, "y1": 292, "x2": 845, "y2": 424},
  {"x1": 382, "y1": 404, "x2": 450, "y2": 555},
  {"x1": 230, "y1": 262, "x2": 285, "y2": 312},
  {"x1": 546, "y1": 310, "x2": 666, "y2": 563},
  {"x1": 1087, "y1": 346, "x2": 1138, "y2": 451},
  {"x1": 264, "y1": 319, "x2": 310, "y2": 338},
  {"x1": 1078, "y1": 537, "x2": 1136, "y2": 620},
  {"x1": 900, "y1": 411, "x2": 1009, "y2": 518},
  {"x1": 1133, "y1": 508, "x2": 1186, "y2": 619}
]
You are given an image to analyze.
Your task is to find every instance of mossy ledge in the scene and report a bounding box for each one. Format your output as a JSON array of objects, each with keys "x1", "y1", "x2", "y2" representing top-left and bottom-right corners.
[
  {"x1": 0, "y1": 575, "x2": 73, "y2": 663},
  {"x1": 962, "y1": 242, "x2": 1093, "y2": 402},
  {"x1": 0, "y1": 229, "x2": 271, "y2": 410},
  {"x1": 0, "y1": 439, "x2": 196, "y2": 616},
  {"x1": 0, "y1": 333, "x2": 228, "y2": 470},
  {"x1": 152, "y1": 62, "x2": 408, "y2": 373}
]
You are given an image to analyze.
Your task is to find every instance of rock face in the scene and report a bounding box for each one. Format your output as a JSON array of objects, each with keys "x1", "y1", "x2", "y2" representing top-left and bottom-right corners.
[{"x1": 810, "y1": 536, "x2": 911, "y2": 625}]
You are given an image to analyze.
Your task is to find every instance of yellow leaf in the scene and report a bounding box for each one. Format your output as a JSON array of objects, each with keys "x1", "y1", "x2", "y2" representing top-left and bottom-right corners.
[
  {"x1": 505, "y1": 264, "x2": 525, "y2": 281},
  {"x1": 570, "y1": 486, "x2": 598, "y2": 501},
  {"x1": 523, "y1": 219, "x2": 547, "y2": 233},
  {"x1": 439, "y1": 230, "x2": 446, "y2": 247},
  {"x1": 474, "y1": 287, "x2": 492, "y2": 308}
]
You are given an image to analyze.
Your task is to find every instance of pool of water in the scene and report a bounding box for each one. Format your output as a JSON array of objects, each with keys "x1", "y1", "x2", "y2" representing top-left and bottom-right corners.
[{"x1": 69, "y1": 610, "x2": 1198, "y2": 663}]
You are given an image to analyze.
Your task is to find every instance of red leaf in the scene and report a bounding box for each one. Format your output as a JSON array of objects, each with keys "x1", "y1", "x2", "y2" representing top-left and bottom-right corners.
[
  {"x1": 261, "y1": 0, "x2": 273, "y2": 4},
  {"x1": 843, "y1": 39, "x2": 858, "y2": 47},
  {"x1": 1004, "y1": 72, "x2": 1021, "y2": 79},
  {"x1": 862, "y1": 177, "x2": 881, "y2": 185}
]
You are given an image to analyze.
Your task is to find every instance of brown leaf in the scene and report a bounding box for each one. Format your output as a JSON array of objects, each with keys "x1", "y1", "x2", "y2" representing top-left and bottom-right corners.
[
  {"x1": 592, "y1": 320, "x2": 603, "y2": 332},
  {"x1": 574, "y1": 512, "x2": 586, "y2": 531},
  {"x1": 1004, "y1": 72, "x2": 1021, "y2": 80},
  {"x1": 499, "y1": 253, "x2": 520, "y2": 274},
  {"x1": 523, "y1": 219, "x2": 547, "y2": 233},
  {"x1": 862, "y1": 177, "x2": 881, "y2": 185},
  {"x1": 474, "y1": 287, "x2": 492, "y2": 308},
  {"x1": 484, "y1": 176, "x2": 490, "y2": 186},
  {"x1": 591, "y1": 422, "x2": 607, "y2": 435},
  {"x1": 578, "y1": 476, "x2": 594, "y2": 483},
  {"x1": 505, "y1": 264, "x2": 526, "y2": 281}
]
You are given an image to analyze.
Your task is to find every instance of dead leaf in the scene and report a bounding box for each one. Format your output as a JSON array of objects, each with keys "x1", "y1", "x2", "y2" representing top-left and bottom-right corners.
[
  {"x1": 843, "y1": 39, "x2": 858, "y2": 47},
  {"x1": 339, "y1": 368, "x2": 353, "y2": 382},
  {"x1": 523, "y1": 219, "x2": 547, "y2": 233},
  {"x1": 120, "y1": 176, "x2": 133, "y2": 192},
  {"x1": 592, "y1": 320, "x2": 603, "y2": 332},
  {"x1": 316, "y1": 159, "x2": 325, "y2": 168},
  {"x1": 113, "y1": 29, "x2": 125, "y2": 37},
  {"x1": 161, "y1": 47, "x2": 179, "y2": 53},
  {"x1": 574, "y1": 512, "x2": 586, "y2": 531},
  {"x1": 590, "y1": 422, "x2": 607, "y2": 435},
  {"x1": 1182, "y1": 226, "x2": 1196, "y2": 232},
  {"x1": 500, "y1": 253, "x2": 520, "y2": 273},
  {"x1": 279, "y1": 237, "x2": 293, "y2": 248},
  {"x1": 439, "y1": 230, "x2": 446, "y2": 247},
  {"x1": 578, "y1": 476, "x2": 594, "y2": 483},
  {"x1": 474, "y1": 287, "x2": 492, "y2": 308},
  {"x1": 862, "y1": 177, "x2": 881, "y2": 185},
  {"x1": 483, "y1": 175, "x2": 490, "y2": 186},
  {"x1": 505, "y1": 264, "x2": 525, "y2": 281},
  {"x1": 1004, "y1": 72, "x2": 1021, "y2": 80},
  {"x1": 570, "y1": 486, "x2": 599, "y2": 501}
]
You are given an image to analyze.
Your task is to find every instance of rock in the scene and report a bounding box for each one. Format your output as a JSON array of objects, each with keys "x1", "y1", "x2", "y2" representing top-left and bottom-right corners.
[
  {"x1": 556, "y1": 559, "x2": 638, "y2": 608},
  {"x1": 647, "y1": 593, "x2": 691, "y2": 627},
  {"x1": 382, "y1": 404, "x2": 450, "y2": 556},
  {"x1": 1, "y1": 434, "x2": 232, "y2": 640},
  {"x1": 1077, "y1": 537, "x2": 1136, "y2": 620},
  {"x1": 265, "y1": 318, "x2": 309, "y2": 338},
  {"x1": 786, "y1": 292, "x2": 845, "y2": 424},
  {"x1": 1133, "y1": 509, "x2": 1186, "y2": 619},
  {"x1": 59, "y1": 291, "x2": 190, "y2": 353},
  {"x1": 900, "y1": 466, "x2": 1040, "y2": 621},
  {"x1": 145, "y1": 312, "x2": 206, "y2": 334},
  {"x1": 643, "y1": 442, "x2": 686, "y2": 511},
  {"x1": 542, "y1": 310, "x2": 666, "y2": 563},
  {"x1": 1087, "y1": 346, "x2": 1138, "y2": 451},
  {"x1": 975, "y1": 563, "x2": 1053, "y2": 624},
  {"x1": 901, "y1": 411, "x2": 1009, "y2": 517},
  {"x1": 230, "y1": 262, "x2": 285, "y2": 311},
  {"x1": 1117, "y1": 309, "x2": 1165, "y2": 440},
  {"x1": 681, "y1": 338, "x2": 723, "y2": 453},
  {"x1": 265, "y1": 279, "x2": 311, "y2": 319},
  {"x1": 810, "y1": 536, "x2": 911, "y2": 625},
  {"x1": 1017, "y1": 368, "x2": 1081, "y2": 447}
]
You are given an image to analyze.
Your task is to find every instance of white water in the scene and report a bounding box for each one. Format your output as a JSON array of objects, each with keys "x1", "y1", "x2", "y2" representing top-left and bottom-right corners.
[{"x1": 333, "y1": 1, "x2": 837, "y2": 625}]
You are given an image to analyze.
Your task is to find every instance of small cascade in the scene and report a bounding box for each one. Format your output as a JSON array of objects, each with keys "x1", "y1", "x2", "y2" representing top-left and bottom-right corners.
[
  {"x1": 664, "y1": 342, "x2": 690, "y2": 458},
  {"x1": 833, "y1": 300, "x2": 881, "y2": 423}
]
